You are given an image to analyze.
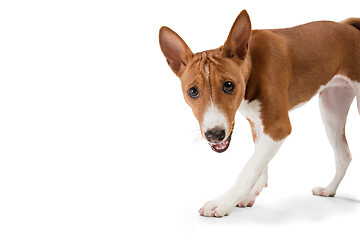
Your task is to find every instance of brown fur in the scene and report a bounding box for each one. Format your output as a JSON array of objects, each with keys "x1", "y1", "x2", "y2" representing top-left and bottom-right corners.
[
  {"x1": 247, "y1": 118, "x2": 257, "y2": 142},
  {"x1": 159, "y1": 10, "x2": 360, "y2": 141}
]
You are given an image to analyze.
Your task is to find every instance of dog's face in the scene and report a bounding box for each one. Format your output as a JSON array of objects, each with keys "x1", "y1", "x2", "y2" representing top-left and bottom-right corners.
[{"x1": 159, "y1": 10, "x2": 251, "y2": 153}]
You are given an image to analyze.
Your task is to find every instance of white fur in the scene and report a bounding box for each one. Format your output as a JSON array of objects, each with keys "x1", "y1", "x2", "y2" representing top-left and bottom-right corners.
[
  {"x1": 200, "y1": 133, "x2": 284, "y2": 217},
  {"x1": 238, "y1": 99, "x2": 263, "y2": 143},
  {"x1": 313, "y1": 75, "x2": 357, "y2": 196},
  {"x1": 238, "y1": 99, "x2": 269, "y2": 202},
  {"x1": 200, "y1": 99, "x2": 284, "y2": 217},
  {"x1": 350, "y1": 78, "x2": 360, "y2": 113},
  {"x1": 204, "y1": 62, "x2": 209, "y2": 79},
  {"x1": 202, "y1": 103, "x2": 229, "y2": 136}
]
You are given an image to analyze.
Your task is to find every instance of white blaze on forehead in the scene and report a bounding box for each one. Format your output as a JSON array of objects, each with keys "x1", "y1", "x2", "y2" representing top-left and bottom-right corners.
[
  {"x1": 204, "y1": 62, "x2": 209, "y2": 79},
  {"x1": 202, "y1": 103, "x2": 229, "y2": 133},
  {"x1": 202, "y1": 61, "x2": 228, "y2": 135}
]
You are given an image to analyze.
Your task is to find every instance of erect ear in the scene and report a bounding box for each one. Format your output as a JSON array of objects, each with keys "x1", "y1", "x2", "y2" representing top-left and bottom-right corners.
[
  {"x1": 159, "y1": 26, "x2": 193, "y2": 77},
  {"x1": 222, "y1": 10, "x2": 251, "y2": 60}
]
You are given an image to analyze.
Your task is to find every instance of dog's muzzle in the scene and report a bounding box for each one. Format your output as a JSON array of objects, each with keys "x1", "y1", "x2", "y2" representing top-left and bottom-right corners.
[{"x1": 205, "y1": 128, "x2": 232, "y2": 153}]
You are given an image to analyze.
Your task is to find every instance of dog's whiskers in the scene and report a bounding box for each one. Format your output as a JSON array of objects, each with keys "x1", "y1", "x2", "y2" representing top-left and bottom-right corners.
[
  {"x1": 193, "y1": 134, "x2": 204, "y2": 143},
  {"x1": 190, "y1": 128, "x2": 204, "y2": 143}
]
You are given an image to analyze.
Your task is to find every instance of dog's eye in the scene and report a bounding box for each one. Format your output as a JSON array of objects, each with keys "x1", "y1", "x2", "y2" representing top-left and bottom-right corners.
[
  {"x1": 223, "y1": 81, "x2": 234, "y2": 94},
  {"x1": 188, "y1": 87, "x2": 199, "y2": 98}
]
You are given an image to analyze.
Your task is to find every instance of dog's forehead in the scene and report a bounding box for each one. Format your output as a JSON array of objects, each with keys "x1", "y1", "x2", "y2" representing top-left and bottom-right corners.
[
  {"x1": 192, "y1": 49, "x2": 229, "y2": 75},
  {"x1": 182, "y1": 49, "x2": 237, "y2": 89}
]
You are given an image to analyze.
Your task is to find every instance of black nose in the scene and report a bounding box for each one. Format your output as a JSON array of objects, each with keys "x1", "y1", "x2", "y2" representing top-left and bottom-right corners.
[{"x1": 205, "y1": 128, "x2": 226, "y2": 143}]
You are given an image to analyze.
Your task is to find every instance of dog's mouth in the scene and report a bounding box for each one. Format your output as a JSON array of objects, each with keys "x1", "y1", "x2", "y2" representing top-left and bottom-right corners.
[{"x1": 209, "y1": 133, "x2": 232, "y2": 153}]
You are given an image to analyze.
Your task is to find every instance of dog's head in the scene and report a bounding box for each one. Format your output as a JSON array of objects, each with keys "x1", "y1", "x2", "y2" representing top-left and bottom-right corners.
[{"x1": 159, "y1": 10, "x2": 251, "y2": 153}]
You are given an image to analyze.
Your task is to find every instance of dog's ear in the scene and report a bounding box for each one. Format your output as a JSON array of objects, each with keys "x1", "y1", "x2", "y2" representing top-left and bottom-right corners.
[
  {"x1": 222, "y1": 10, "x2": 251, "y2": 61},
  {"x1": 159, "y1": 26, "x2": 193, "y2": 77}
]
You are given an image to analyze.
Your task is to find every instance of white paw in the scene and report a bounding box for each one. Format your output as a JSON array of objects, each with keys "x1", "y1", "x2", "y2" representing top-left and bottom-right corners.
[
  {"x1": 236, "y1": 188, "x2": 262, "y2": 207},
  {"x1": 236, "y1": 197, "x2": 255, "y2": 207},
  {"x1": 312, "y1": 186, "x2": 336, "y2": 197},
  {"x1": 237, "y1": 181, "x2": 268, "y2": 208},
  {"x1": 198, "y1": 198, "x2": 235, "y2": 217}
]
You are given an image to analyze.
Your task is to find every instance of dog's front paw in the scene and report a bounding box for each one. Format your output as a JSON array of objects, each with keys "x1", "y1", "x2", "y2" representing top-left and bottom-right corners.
[
  {"x1": 236, "y1": 197, "x2": 256, "y2": 207},
  {"x1": 237, "y1": 177, "x2": 268, "y2": 207},
  {"x1": 236, "y1": 189, "x2": 261, "y2": 207},
  {"x1": 312, "y1": 186, "x2": 336, "y2": 197},
  {"x1": 198, "y1": 198, "x2": 235, "y2": 217}
]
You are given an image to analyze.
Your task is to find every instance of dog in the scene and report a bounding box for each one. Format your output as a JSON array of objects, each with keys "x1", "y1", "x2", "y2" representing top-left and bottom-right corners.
[{"x1": 159, "y1": 10, "x2": 360, "y2": 217}]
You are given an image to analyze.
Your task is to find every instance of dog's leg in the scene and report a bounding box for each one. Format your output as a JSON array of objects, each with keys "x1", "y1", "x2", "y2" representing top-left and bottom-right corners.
[
  {"x1": 237, "y1": 167, "x2": 268, "y2": 207},
  {"x1": 236, "y1": 119, "x2": 268, "y2": 207},
  {"x1": 199, "y1": 134, "x2": 285, "y2": 217},
  {"x1": 312, "y1": 86, "x2": 354, "y2": 197},
  {"x1": 353, "y1": 82, "x2": 360, "y2": 114}
]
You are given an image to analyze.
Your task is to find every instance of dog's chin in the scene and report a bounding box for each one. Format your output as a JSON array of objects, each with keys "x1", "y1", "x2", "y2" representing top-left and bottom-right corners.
[{"x1": 209, "y1": 134, "x2": 232, "y2": 153}]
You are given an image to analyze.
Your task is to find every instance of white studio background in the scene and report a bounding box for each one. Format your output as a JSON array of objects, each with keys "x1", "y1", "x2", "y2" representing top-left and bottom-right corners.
[{"x1": 1, "y1": 0, "x2": 360, "y2": 239}]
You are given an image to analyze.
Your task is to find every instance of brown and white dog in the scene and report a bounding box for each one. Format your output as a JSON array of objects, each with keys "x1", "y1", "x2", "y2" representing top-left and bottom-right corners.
[{"x1": 159, "y1": 10, "x2": 360, "y2": 217}]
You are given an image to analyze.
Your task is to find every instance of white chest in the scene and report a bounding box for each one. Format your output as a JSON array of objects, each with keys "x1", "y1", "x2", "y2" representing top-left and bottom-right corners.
[{"x1": 238, "y1": 99, "x2": 263, "y2": 141}]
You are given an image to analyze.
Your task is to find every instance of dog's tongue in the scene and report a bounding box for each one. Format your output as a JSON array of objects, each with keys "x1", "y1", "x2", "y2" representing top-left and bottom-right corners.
[{"x1": 210, "y1": 137, "x2": 230, "y2": 153}]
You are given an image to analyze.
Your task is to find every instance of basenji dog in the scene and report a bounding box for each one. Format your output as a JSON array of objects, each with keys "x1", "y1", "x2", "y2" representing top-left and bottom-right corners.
[{"x1": 159, "y1": 10, "x2": 360, "y2": 217}]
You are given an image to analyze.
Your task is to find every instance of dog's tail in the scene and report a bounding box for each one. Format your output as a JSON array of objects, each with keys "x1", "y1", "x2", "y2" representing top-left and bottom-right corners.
[{"x1": 341, "y1": 17, "x2": 360, "y2": 30}]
